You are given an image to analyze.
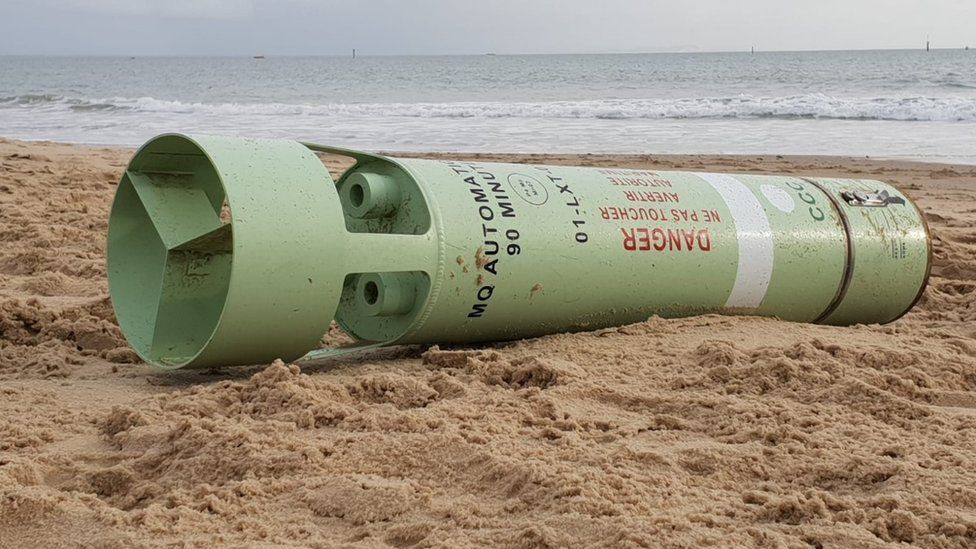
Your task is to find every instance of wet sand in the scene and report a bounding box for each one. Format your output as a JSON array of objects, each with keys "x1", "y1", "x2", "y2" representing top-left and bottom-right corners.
[{"x1": 2, "y1": 138, "x2": 976, "y2": 547}]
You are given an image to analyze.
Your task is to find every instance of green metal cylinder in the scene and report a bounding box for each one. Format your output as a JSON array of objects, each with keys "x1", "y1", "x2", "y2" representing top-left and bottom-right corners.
[{"x1": 107, "y1": 134, "x2": 931, "y2": 369}]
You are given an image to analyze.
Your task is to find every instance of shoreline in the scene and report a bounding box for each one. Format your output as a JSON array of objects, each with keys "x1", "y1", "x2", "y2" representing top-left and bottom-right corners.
[{"x1": 3, "y1": 136, "x2": 975, "y2": 172}]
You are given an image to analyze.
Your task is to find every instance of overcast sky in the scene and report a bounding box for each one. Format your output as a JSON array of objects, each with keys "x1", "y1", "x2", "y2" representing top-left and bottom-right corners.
[{"x1": 0, "y1": 0, "x2": 973, "y2": 56}]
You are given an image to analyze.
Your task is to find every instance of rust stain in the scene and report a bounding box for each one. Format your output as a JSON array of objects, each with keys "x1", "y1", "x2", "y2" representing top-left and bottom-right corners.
[{"x1": 475, "y1": 246, "x2": 489, "y2": 269}]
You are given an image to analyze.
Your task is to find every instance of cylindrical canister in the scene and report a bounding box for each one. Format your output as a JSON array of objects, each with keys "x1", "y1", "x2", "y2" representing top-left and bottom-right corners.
[{"x1": 106, "y1": 135, "x2": 930, "y2": 369}]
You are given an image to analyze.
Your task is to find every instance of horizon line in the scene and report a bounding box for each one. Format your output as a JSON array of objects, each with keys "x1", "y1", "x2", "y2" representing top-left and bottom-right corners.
[{"x1": 0, "y1": 46, "x2": 971, "y2": 58}]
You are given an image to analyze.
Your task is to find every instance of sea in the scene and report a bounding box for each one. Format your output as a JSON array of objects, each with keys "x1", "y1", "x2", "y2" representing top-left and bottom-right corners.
[{"x1": 1, "y1": 49, "x2": 974, "y2": 163}]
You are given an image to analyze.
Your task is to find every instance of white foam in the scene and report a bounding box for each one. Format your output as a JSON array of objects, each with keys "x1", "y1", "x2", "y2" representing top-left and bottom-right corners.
[{"x1": 3, "y1": 93, "x2": 976, "y2": 122}]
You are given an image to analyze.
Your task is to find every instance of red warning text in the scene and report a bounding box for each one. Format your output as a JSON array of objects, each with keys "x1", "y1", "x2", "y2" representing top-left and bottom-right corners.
[
  {"x1": 624, "y1": 190, "x2": 680, "y2": 203},
  {"x1": 621, "y1": 227, "x2": 713, "y2": 252}
]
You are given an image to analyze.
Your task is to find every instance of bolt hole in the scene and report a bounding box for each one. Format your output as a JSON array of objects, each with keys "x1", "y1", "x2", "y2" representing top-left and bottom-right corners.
[
  {"x1": 363, "y1": 280, "x2": 379, "y2": 305},
  {"x1": 349, "y1": 182, "x2": 365, "y2": 208}
]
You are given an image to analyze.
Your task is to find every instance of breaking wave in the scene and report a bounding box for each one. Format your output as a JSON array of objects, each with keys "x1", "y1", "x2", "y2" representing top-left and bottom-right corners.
[{"x1": 2, "y1": 93, "x2": 976, "y2": 122}]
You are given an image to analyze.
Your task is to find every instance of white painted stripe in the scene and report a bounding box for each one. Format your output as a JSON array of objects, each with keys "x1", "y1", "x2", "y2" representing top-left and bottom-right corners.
[{"x1": 697, "y1": 173, "x2": 774, "y2": 309}]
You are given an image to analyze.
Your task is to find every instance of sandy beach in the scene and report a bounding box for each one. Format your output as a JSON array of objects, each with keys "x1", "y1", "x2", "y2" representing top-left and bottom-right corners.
[{"x1": 2, "y1": 138, "x2": 976, "y2": 547}]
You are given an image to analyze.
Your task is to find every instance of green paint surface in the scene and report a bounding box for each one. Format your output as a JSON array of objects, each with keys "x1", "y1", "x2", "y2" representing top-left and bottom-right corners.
[{"x1": 108, "y1": 135, "x2": 930, "y2": 369}]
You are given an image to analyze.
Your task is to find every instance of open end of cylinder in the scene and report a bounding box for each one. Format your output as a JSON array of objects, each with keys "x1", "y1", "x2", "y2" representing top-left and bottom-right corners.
[
  {"x1": 107, "y1": 136, "x2": 234, "y2": 368},
  {"x1": 109, "y1": 134, "x2": 347, "y2": 369}
]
